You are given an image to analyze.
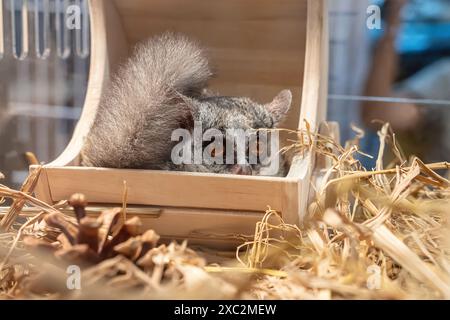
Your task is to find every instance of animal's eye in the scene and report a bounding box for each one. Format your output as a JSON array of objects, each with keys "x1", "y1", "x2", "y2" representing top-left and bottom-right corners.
[
  {"x1": 249, "y1": 142, "x2": 258, "y2": 156},
  {"x1": 203, "y1": 139, "x2": 226, "y2": 159},
  {"x1": 249, "y1": 137, "x2": 267, "y2": 159},
  {"x1": 211, "y1": 147, "x2": 224, "y2": 158},
  {"x1": 251, "y1": 140, "x2": 264, "y2": 155}
]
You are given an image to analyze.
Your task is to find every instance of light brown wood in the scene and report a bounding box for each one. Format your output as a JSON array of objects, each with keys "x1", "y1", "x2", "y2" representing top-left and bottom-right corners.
[
  {"x1": 46, "y1": 166, "x2": 288, "y2": 212},
  {"x1": 298, "y1": 0, "x2": 329, "y2": 132},
  {"x1": 287, "y1": 0, "x2": 329, "y2": 222},
  {"x1": 31, "y1": 0, "x2": 329, "y2": 246},
  {"x1": 133, "y1": 207, "x2": 268, "y2": 249}
]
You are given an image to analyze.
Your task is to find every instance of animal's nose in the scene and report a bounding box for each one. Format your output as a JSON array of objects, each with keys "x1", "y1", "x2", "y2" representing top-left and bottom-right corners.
[{"x1": 231, "y1": 164, "x2": 252, "y2": 175}]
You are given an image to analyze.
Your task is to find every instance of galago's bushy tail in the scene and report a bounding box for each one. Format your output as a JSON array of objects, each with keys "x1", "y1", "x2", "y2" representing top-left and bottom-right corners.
[{"x1": 81, "y1": 32, "x2": 212, "y2": 168}]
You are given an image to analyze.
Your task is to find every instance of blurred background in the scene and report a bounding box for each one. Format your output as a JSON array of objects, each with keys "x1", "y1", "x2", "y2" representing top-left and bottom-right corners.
[
  {"x1": 0, "y1": 0, "x2": 89, "y2": 187},
  {"x1": 0, "y1": 0, "x2": 449, "y2": 188},
  {"x1": 329, "y1": 0, "x2": 450, "y2": 168}
]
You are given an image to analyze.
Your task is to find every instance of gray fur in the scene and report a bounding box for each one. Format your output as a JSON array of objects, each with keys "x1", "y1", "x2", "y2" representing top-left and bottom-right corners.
[{"x1": 81, "y1": 32, "x2": 292, "y2": 175}]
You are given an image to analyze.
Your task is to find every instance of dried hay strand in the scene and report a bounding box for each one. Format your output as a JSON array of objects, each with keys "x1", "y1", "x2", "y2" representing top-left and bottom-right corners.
[
  {"x1": 0, "y1": 167, "x2": 43, "y2": 231},
  {"x1": 236, "y1": 123, "x2": 450, "y2": 299},
  {"x1": 0, "y1": 122, "x2": 449, "y2": 299}
]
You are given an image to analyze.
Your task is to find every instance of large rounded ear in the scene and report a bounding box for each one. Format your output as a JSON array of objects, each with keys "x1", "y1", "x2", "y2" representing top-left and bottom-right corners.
[{"x1": 264, "y1": 90, "x2": 292, "y2": 125}]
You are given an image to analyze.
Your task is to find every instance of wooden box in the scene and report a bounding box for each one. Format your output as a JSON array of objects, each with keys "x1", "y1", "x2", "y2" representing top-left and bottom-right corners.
[{"x1": 30, "y1": 0, "x2": 329, "y2": 248}]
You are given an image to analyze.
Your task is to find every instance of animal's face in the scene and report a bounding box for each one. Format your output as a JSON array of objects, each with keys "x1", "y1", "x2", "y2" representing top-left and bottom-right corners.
[{"x1": 184, "y1": 90, "x2": 292, "y2": 176}]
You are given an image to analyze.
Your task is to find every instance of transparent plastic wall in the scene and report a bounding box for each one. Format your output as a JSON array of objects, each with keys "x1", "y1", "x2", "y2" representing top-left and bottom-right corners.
[
  {"x1": 0, "y1": 0, "x2": 90, "y2": 187},
  {"x1": 327, "y1": 0, "x2": 450, "y2": 168}
]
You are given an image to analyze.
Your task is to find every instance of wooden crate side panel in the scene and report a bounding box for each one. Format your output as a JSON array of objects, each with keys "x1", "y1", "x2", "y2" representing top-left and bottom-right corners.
[
  {"x1": 46, "y1": 167, "x2": 288, "y2": 212},
  {"x1": 135, "y1": 207, "x2": 265, "y2": 247},
  {"x1": 114, "y1": 0, "x2": 307, "y2": 51}
]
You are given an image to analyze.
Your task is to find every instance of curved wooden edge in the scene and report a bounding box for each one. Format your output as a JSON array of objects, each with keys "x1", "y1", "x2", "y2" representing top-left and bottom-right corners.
[
  {"x1": 286, "y1": 0, "x2": 329, "y2": 223},
  {"x1": 298, "y1": 0, "x2": 329, "y2": 133},
  {"x1": 287, "y1": 0, "x2": 328, "y2": 174},
  {"x1": 46, "y1": 0, "x2": 128, "y2": 167}
]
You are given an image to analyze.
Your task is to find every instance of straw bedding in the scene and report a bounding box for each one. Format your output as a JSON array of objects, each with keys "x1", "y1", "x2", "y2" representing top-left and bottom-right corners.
[{"x1": 0, "y1": 123, "x2": 449, "y2": 299}]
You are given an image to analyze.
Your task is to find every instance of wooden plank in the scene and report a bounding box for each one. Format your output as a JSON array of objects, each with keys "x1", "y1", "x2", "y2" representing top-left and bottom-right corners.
[
  {"x1": 128, "y1": 207, "x2": 265, "y2": 249},
  {"x1": 46, "y1": 167, "x2": 288, "y2": 212},
  {"x1": 298, "y1": 0, "x2": 328, "y2": 132},
  {"x1": 114, "y1": 0, "x2": 307, "y2": 51},
  {"x1": 289, "y1": 0, "x2": 329, "y2": 222},
  {"x1": 114, "y1": 0, "x2": 307, "y2": 21},
  {"x1": 122, "y1": 20, "x2": 305, "y2": 51},
  {"x1": 4, "y1": 205, "x2": 269, "y2": 250},
  {"x1": 207, "y1": 48, "x2": 304, "y2": 87}
]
